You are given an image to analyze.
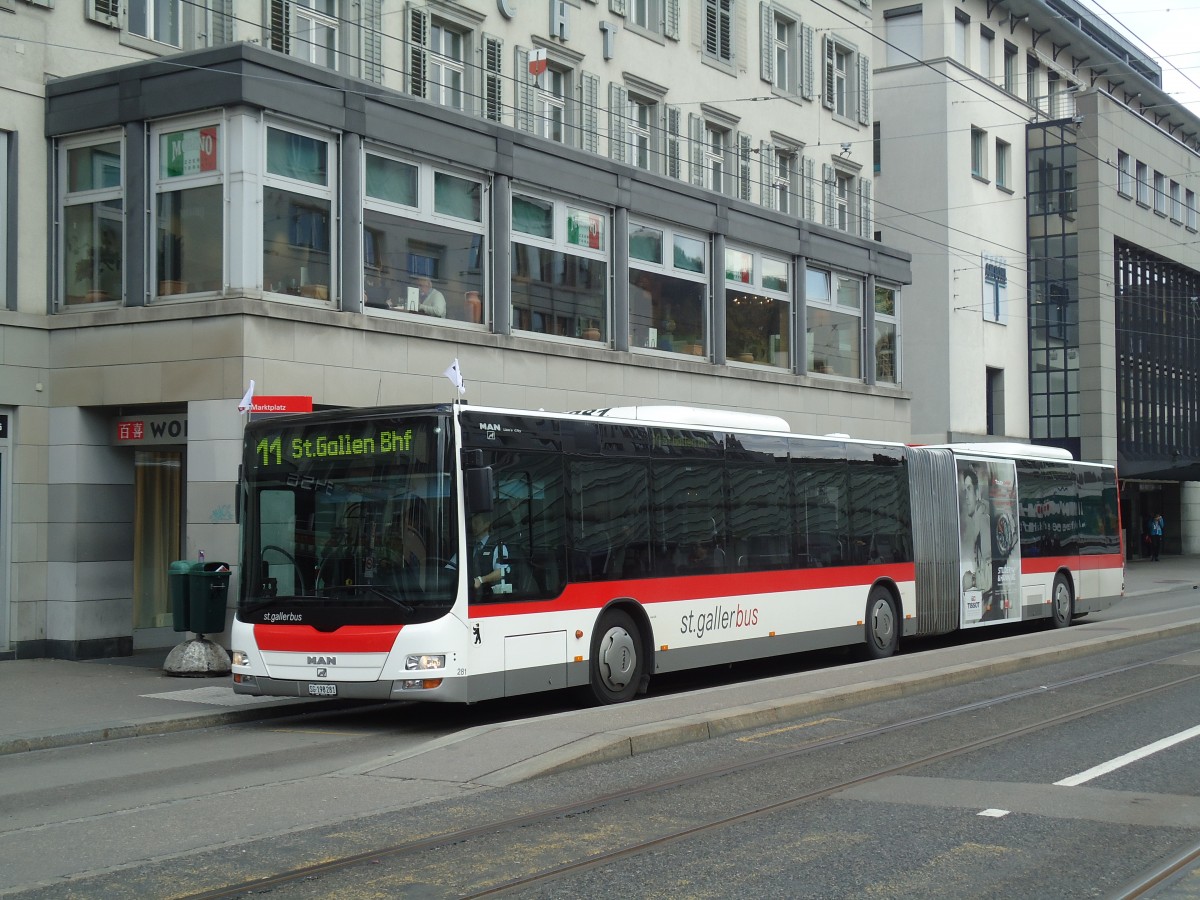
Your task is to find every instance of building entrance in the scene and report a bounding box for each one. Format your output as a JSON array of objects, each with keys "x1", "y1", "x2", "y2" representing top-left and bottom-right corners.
[{"x1": 133, "y1": 450, "x2": 183, "y2": 641}]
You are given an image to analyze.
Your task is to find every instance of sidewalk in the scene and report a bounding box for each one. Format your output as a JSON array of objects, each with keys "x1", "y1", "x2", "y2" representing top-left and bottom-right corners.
[{"x1": 2, "y1": 555, "x2": 1197, "y2": 779}]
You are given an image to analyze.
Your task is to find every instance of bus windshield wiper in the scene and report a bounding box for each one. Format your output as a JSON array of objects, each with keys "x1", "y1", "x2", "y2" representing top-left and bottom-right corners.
[
  {"x1": 241, "y1": 595, "x2": 304, "y2": 612},
  {"x1": 321, "y1": 583, "x2": 415, "y2": 614}
]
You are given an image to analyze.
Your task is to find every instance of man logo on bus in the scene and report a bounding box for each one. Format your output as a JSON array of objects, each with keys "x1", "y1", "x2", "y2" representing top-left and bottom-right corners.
[{"x1": 308, "y1": 656, "x2": 336, "y2": 666}]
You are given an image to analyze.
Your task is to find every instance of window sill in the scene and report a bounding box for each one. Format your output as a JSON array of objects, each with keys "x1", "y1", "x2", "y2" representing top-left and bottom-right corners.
[
  {"x1": 997, "y1": 184, "x2": 1014, "y2": 194},
  {"x1": 972, "y1": 173, "x2": 990, "y2": 185}
]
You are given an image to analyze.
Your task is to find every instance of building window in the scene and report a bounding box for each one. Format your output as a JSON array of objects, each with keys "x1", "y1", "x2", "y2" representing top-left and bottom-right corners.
[
  {"x1": 823, "y1": 36, "x2": 868, "y2": 123},
  {"x1": 884, "y1": 7, "x2": 921, "y2": 66},
  {"x1": 1171, "y1": 180, "x2": 1183, "y2": 222},
  {"x1": 262, "y1": 124, "x2": 335, "y2": 302},
  {"x1": 763, "y1": 5, "x2": 805, "y2": 94},
  {"x1": 1187, "y1": 190, "x2": 1197, "y2": 230},
  {"x1": 60, "y1": 134, "x2": 124, "y2": 307},
  {"x1": 1026, "y1": 56, "x2": 1041, "y2": 110},
  {"x1": 511, "y1": 192, "x2": 609, "y2": 342},
  {"x1": 1003, "y1": 42, "x2": 1018, "y2": 94},
  {"x1": 835, "y1": 171, "x2": 853, "y2": 231},
  {"x1": 875, "y1": 283, "x2": 899, "y2": 384},
  {"x1": 0, "y1": 132, "x2": 7, "y2": 308},
  {"x1": 983, "y1": 254, "x2": 1007, "y2": 324},
  {"x1": 704, "y1": 123, "x2": 727, "y2": 192},
  {"x1": 129, "y1": 0, "x2": 181, "y2": 46},
  {"x1": 271, "y1": 0, "x2": 339, "y2": 70},
  {"x1": 1135, "y1": 161, "x2": 1149, "y2": 206},
  {"x1": 629, "y1": 222, "x2": 708, "y2": 356},
  {"x1": 996, "y1": 139, "x2": 1010, "y2": 189},
  {"x1": 773, "y1": 147, "x2": 796, "y2": 213},
  {"x1": 628, "y1": 96, "x2": 655, "y2": 170},
  {"x1": 363, "y1": 151, "x2": 485, "y2": 325},
  {"x1": 428, "y1": 22, "x2": 466, "y2": 110},
  {"x1": 953, "y1": 9, "x2": 969, "y2": 67},
  {"x1": 1153, "y1": 170, "x2": 1167, "y2": 216},
  {"x1": 152, "y1": 119, "x2": 224, "y2": 298},
  {"x1": 536, "y1": 68, "x2": 568, "y2": 143},
  {"x1": 704, "y1": 0, "x2": 734, "y2": 63},
  {"x1": 725, "y1": 247, "x2": 791, "y2": 369},
  {"x1": 807, "y1": 268, "x2": 862, "y2": 378},
  {"x1": 971, "y1": 127, "x2": 987, "y2": 178},
  {"x1": 979, "y1": 27, "x2": 994, "y2": 81},
  {"x1": 1117, "y1": 151, "x2": 1133, "y2": 198}
]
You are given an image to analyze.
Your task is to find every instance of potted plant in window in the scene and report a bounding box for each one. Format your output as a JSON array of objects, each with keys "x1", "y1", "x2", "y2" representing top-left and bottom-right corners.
[
  {"x1": 72, "y1": 230, "x2": 122, "y2": 302},
  {"x1": 582, "y1": 319, "x2": 602, "y2": 341}
]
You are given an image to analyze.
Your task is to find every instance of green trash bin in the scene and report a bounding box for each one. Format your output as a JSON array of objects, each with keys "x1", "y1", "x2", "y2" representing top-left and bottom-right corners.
[
  {"x1": 169, "y1": 560, "x2": 195, "y2": 632},
  {"x1": 188, "y1": 562, "x2": 231, "y2": 635}
]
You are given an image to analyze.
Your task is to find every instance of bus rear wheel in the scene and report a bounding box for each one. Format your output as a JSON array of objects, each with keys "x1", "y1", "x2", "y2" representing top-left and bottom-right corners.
[
  {"x1": 1050, "y1": 573, "x2": 1074, "y2": 629},
  {"x1": 864, "y1": 586, "x2": 899, "y2": 659},
  {"x1": 588, "y1": 609, "x2": 643, "y2": 704}
]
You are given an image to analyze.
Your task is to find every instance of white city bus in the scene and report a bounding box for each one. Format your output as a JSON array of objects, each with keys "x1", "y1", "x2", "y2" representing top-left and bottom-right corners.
[{"x1": 231, "y1": 403, "x2": 1123, "y2": 704}]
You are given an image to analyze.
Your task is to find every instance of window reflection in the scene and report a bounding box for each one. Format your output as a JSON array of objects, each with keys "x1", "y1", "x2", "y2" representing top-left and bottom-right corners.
[
  {"x1": 512, "y1": 245, "x2": 607, "y2": 340},
  {"x1": 630, "y1": 270, "x2": 706, "y2": 355}
]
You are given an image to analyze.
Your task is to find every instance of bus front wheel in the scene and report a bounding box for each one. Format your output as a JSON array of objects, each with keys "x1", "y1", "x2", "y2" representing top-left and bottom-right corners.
[
  {"x1": 589, "y1": 609, "x2": 644, "y2": 704},
  {"x1": 1050, "y1": 573, "x2": 1074, "y2": 629},
  {"x1": 864, "y1": 586, "x2": 899, "y2": 659}
]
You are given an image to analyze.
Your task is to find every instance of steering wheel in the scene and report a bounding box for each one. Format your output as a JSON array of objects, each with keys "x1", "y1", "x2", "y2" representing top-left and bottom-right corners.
[{"x1": 261, "y1": 544, "x2": 307, "y2": 596}]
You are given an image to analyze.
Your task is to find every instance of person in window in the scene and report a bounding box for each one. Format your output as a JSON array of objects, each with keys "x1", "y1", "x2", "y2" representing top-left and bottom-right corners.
[
  {"x1": 454, "y1": 510, "x2": 511, "y2": 596},
  {"x1": 416, "y1": 275, "x2": 447, "y2": 318}
]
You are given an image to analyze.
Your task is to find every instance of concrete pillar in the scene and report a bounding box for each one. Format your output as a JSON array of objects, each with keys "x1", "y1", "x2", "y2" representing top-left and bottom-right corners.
[{"x1": 1181, "y1": 482, "x2": 1200, "y2": 555}]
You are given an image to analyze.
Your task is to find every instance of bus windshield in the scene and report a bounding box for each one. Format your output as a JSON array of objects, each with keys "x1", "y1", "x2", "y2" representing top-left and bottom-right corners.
[{"x1": 239, "y1": 412, "x2": 458, "y2": 626}]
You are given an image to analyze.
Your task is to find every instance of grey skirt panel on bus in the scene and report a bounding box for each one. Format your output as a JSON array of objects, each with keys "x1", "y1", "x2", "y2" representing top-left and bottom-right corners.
[{"x1": 906, "y1": 447, "x2": 961, "y2": 636}]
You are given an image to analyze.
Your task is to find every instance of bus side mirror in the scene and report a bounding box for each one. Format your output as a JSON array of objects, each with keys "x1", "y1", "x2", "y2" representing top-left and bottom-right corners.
[{"x1": 466, "y1": 466, "x2": 494, "y2": 513}]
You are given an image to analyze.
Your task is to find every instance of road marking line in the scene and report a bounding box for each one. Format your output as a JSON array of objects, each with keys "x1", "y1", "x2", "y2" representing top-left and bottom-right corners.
[
  {"x1": 978, "y1": 809, "x2": 1010, "y2": 817},
  {"x1": 1055, "y1": 724, "x2": 1200, "y2": 786}
]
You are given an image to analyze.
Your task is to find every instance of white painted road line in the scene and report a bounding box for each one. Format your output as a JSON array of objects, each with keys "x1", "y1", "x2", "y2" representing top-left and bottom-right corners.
[{"x1": 1055, "y1": 724, "x2": 1200, "y2": 786}]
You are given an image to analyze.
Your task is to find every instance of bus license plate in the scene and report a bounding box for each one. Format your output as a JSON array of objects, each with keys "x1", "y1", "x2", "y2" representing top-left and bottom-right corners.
[{"x1": 307, "y1": 683, "x2": 337, "y2": 697}]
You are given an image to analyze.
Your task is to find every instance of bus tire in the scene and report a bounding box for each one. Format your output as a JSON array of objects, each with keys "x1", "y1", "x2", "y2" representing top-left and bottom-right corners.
[
  {"x1": 864, "y1": 585, "x2": 899, "y2": 659},
  {"x1": 1050, "y1": 573, "x2": 1074, "y2": 629},
  {"x1": 588, "y1": 609, "x2": 643, "y2": 704}
]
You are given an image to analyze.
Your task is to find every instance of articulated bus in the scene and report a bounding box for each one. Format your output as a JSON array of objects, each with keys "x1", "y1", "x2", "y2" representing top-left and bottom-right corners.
[{"x1": 231, "y1": 403, "x2": 1123, "y2": 705}]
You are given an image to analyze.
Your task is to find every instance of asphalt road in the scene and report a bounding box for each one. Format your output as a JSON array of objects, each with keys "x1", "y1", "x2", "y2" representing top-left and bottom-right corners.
[{"x1": 3, "y1": 583, "x2": 1199, "y2": 898}]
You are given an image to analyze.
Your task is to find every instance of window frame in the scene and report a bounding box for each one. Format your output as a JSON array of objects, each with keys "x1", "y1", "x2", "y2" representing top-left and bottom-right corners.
[
  {"x1": 1153, "y1": 170, "x2": 1167, "y2": 216},
  {"x1": 362, "y1": 147, "x2": 487, "y2": 324},
  {"x1": 150, "y1": 113, "x2": 227, "y2": 301},
  {"x1": 1135, "y1": 161, "x2": 1150, "y2": 206},
  {"x1": 261, "y1": 120, "x2": 338, "y2": 306},
  {"x1": 970, "y1": 127, "x2": 987, "y2": 179},
  {"x1": 874, "y1": 282, "x2": 900, "y2": 384},
  {"x1": 1117, "y1": 151, "x2": 1133, "y2": 198},
  {"x1": 58, "y1": 129, "x2": 125, "y2": 310},
  {"x1": 510, "y1": 188, "x2": 611, "y2": 344},
  {"x1": 806, "y1": 267, "x2": 863, "y2": 379},
  {"x1": 724, "y1": 245, "x2": 792, "y2": 370},
  {"x1": 703, "y1": 0, "x2": 734, "y2": 65},
  {"x1": 628, "y1": 219, "x2": 710, "y2": 357},
  {"x1": 995, "y1": 138, "x2": 1010, "y2": 190}
]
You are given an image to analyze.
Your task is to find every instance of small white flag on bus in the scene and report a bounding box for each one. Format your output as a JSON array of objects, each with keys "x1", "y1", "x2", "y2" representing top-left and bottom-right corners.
[
  {"x1": 444, "y1": 359, "x2": 466, "y2": 396},
  {"x1": 237, "y1": 380, "x2": 256, "y2": 414}
]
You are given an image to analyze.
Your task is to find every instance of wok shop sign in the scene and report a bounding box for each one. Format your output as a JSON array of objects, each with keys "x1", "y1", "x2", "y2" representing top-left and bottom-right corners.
[{"x1": 113, "y1": 414, "x2": 188, "y2": 446}]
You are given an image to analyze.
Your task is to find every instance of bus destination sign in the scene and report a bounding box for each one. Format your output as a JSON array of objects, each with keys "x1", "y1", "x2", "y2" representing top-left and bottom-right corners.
[{"x1": 255, "y1": 428, "x2": 414, "y2": 466}]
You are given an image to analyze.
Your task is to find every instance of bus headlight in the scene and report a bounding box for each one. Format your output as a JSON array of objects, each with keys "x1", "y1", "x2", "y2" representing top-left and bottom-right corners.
[
  {"x1": 231, "y1": 650, "x2": 250, "y2": 667},
  {"x1": 406, "y1": 654, "x2": 445, "y2": 671}
]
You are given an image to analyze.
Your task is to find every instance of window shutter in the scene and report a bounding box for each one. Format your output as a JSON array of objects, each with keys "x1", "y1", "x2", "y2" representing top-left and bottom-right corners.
[
  {"x1": 760, "y1": 3, "x2": 773, "y2": 83},
  {"x1": 267, "y1": 0, "x2": 290, "y2": 53},
  {"x1": 665, "y1": 0, "x2": 680, "y2": 40},
  {"x1": 515, "y1": 47, "x2": 534, "y2": 133},
  {"x1": 483, "y1": 35, "x2": 504, "y2": 123},
  {"x1": 609, "y1": 0, "x2": 627, "y2": 14},
  {"x1": 859, "y1": 179, "x2": 873, "y2": 238},
  {"x1": 737, "y1": 132, "x2": 752, "y2": 201},
  {"x1": 801, "y1": 24, "x2": 815, "y2": 100},
  {"x1": 211, "y1": 0, "x2": 235, "y2": 45},
  {"x1": 609, "y1": 83, "x2": 629, "y2": 163},
  {"x1": 408, "y1": 4, "x2": 429, "y2": 99},
  {"x1": 823, "y1": 35, "x2": 835, "y2": 109},
  {"x1": 581, "y1": 71, "x2": 600, "y2": 153},
  {"x1": 88, "y1": 0, "x2": 120, "y2": 27},
  {"x1": 689, "y1": 114, "x2": 705, "y2": 186},
  {"x1": 361, "y1": 0, "x2": 382, "y2": 84},
  {"x1": 803, "y1": 156, "x2": 816, "y2": 220},
  {"x1": 823, "y1": 164, "x2": 836, "y2": 227},
  {"x1": 666, "y1": 105, "x2": 682, "y2": 180},
  {"x1": 858, "y1": 54, "x2": 871, "y2": 124},
  {"x1": 760, "y1": 141, "x2": 774, "y2": 210}
]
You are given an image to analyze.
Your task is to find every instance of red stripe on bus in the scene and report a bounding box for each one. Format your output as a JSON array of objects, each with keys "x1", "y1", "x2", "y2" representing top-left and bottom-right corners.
[
  {"x1": 470, "y1": 562, "x2": 916, "y2": 618},
  {"x1": 254, "y1": 624, "x2": 403, "y2": 652},
  {"x1": 1020, "y1": 553, "x2": 1124, "y2": 575}
]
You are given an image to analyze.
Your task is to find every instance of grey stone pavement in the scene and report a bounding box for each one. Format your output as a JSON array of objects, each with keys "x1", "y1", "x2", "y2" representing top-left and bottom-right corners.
[{"x1": 2, "y1": 555, "x2": 1198, "y2": 790}]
